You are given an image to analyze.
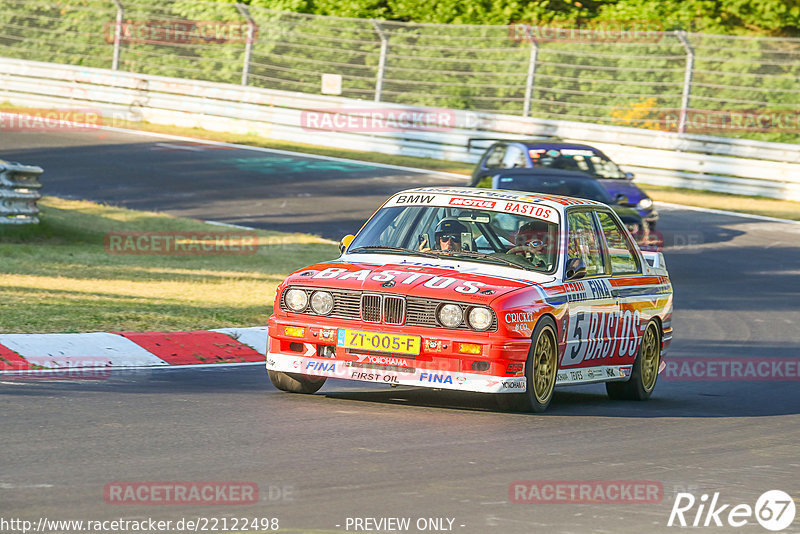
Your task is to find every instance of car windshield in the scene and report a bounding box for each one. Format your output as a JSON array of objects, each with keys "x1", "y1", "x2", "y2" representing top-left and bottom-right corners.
[
  {"x1": 348, "y1": 204, "x2": 559, "y2": 273},
  {"x1": 496, "y1": 175, "x2": 614, "y2": 204},
  {"x1": 528, "y1": 148, "x2": 626, "y2": 179}
]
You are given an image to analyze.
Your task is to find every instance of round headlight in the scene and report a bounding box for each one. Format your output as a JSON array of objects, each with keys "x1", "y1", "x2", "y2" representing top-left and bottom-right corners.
[
  {"x1": 438, "y1": 304, "x2": 463, "y2": 328},
  {"x1": 284, "y1": 288, "x2": 308, "y2": 312},
  {"x1": 637, "y1": 197, "x2": 653, "y2": 210},
  {"x1": 310, "y1": 291, "x2": 334, "y2": 315},
  {"x1": 468, "y1": 307, "x2": 493, "y2": 331}
]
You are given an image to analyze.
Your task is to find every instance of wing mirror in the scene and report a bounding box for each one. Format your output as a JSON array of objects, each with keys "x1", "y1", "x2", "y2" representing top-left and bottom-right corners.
[
  {"x1": 624, "y1": 171, "x2": 635, "y2": 180},
  {"x1": 339, "y1": 234, "x2": 355, "y2": 254},
  {"x1": 565, "y1": 257, "x2": 587, "y2": 280}
]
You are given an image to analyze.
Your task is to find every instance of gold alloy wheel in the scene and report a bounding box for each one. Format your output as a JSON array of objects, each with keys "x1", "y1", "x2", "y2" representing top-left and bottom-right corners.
[
  {"x1": 640, "y1": 323, "x2": 660, "y2": 392},
  {"x1": 533, "y1": 326, "x2": 557, "y2": 403}
]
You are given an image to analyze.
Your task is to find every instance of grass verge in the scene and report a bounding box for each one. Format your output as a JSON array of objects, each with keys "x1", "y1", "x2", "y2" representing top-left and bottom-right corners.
[
  {"x1": 0, "y1": 197, "x2": 338, "y2": 334},
  {"x1": 640, "y1": 184, "x2": 800, "y2": 221}
]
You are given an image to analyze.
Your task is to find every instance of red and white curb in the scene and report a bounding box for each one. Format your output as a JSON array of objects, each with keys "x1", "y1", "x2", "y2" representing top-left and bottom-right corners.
[{"x1": 0, "y1": 327, "x2": 267, "y2": 373}]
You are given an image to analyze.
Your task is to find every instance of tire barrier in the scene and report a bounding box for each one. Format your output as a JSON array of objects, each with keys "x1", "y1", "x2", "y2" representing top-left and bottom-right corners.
[{"x1": 0, "y1": 160, "x2": 43, "y2": 224}]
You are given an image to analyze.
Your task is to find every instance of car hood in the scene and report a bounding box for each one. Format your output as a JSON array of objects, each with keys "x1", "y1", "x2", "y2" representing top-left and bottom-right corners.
[
  {"x1": 597, "y1": 179, "x2": 647, "y2": 204},
  {"x1": 283, "y1": 260, "x2": 539, "y2": 304}
]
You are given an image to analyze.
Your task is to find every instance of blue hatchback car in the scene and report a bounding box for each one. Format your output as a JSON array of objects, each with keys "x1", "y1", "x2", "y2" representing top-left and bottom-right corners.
[{"x1": 469, "y1": 140, "x2": 657, "y2": 230}]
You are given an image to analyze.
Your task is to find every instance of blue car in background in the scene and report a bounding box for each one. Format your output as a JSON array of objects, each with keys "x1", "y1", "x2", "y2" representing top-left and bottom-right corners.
[
  {"x1": 478, "y1": 168, "x2": 656, "y2": 244},
  {"x1": 469, "y1": 140, "x2": 657, "y2": 229}
]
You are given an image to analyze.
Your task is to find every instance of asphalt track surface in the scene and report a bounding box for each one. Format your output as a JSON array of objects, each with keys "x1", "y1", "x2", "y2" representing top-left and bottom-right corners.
[{"x1": 2, "y1": 129, "x2": 799, "y2": 533}]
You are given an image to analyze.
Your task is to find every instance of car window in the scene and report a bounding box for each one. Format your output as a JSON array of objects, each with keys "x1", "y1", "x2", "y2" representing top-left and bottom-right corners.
[
  {"x1": 484, "y1": 144, "x2": 506, "y2": 168},
  {"x1": 596, "y1": 211, "x2": 640, "y2": 274},
  {"x1": 501, "y1": 145, "x2": 527, "y2": 169},
  {"x1": 348, "y1": 204, "x2": 560, "y2": 273},
  {"x1": 566, "y1": 210, "x2": 606, "y2": 277}
]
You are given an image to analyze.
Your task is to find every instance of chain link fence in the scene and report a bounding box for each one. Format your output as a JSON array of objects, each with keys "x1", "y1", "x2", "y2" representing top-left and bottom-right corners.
[{"x1": 1, "y1": 0, "x2": 798, "y2": 142}]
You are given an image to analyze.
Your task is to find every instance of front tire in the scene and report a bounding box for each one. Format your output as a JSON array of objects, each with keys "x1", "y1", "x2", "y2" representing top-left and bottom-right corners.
[
  {"x1": 606, "y1": 320, "x2": 661, "y2": 400},
  {"x1": 496, "y1": 316, "x2": 558, "y2": 413},
  {"x1": 268, "y1": 370, "x2": 326, "y2": 394}
]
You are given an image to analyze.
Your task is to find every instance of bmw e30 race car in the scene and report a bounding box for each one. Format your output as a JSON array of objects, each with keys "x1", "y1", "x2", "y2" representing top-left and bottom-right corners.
[{"x1": 266, "y1": 187, "x2": 673, "y2": 412}]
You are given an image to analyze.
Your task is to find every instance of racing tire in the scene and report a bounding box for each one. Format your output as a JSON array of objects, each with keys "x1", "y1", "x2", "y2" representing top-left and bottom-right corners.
[
  {"x1": 268, "y1": 370, "x2": 326, "y2": 394},
  {"x1": 496, "y1": 316, "x2": 558, "y2": 413},
  {"x1": 606, "y1": 321, "x2": 661, "y2": 401}
]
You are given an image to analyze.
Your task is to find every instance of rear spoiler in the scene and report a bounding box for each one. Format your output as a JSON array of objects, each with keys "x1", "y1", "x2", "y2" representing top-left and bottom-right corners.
[{"x1": 641, "y1": 250, "x2": 667, "y2": 274}]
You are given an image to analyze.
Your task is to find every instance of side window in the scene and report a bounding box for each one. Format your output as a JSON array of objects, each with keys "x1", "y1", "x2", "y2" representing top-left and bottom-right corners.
[
  {"x1": 484, "y1": 144, "x2": 506, "y2": 168},
  {"x1": 566, "y1": 210, "x2": 606, "y2": 277},
  {"x1": 596, "y1": 211, "x2": 640, "y2": 274},
  {"x1": 501, "y1": 145, "x2": 526, "y2": 168}
]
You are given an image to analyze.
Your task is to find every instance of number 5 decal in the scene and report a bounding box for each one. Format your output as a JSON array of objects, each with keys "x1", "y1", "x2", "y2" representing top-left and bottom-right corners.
[{"x1": 562, "y1": 311, "x2": 587, "y2": 366}]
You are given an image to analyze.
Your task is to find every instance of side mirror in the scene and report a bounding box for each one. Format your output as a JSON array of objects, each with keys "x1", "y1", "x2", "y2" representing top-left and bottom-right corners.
[
  {"x1": 339, "y1": 234, "x2": 355, "y2": 254},
  {"x1": 615, "y1": 193, "x2": 630, "y2": 206},
  {"x1": 565, "y1": 257, "x2": 587, "y2": 280},
  {"x1": 624, "y1": 172, "x2": 635, "y2": 180}
]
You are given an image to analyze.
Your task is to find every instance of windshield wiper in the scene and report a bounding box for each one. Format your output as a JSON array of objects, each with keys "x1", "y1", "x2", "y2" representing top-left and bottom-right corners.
[
  {"x1": 437, "y1": 250, "x2": 532, "y2": 270},
  {"x1": 348, "y1": 246, "x2": 439, "y2": 259}
]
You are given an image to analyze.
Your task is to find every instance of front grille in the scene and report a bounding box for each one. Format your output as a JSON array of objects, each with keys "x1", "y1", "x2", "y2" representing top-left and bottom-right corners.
[
  {"x1": 383, "y1": 296, "x2": 405, "y2": 325},
  {"x1": 361, "y1": 294, "x2": 382, "y2": 322},
  {"x1": 281, "y1": 287, "x2": 496, "y2": 331}
]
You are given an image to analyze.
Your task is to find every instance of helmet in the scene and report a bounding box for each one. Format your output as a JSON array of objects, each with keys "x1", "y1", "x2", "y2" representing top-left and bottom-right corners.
[{"x1": 434, "y1": 218, "x2": 468, "y2": 248}]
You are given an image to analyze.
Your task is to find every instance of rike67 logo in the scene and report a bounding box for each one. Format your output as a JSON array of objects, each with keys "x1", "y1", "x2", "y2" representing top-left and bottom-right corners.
[{"x1": 668, "y1": 490, "x2": 796, "y2": 531}]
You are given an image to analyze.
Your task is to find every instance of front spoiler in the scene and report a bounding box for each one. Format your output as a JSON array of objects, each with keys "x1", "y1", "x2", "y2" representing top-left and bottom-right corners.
[{"x1": 266, "y1": 353, "x2": 527, "y2": 393}]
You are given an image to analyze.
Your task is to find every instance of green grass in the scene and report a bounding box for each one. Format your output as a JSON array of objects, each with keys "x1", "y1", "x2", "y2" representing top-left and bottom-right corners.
[
  {"x1": 0, "y1": 197, "x2": 339, "y2": 333},
  {"x1": 639, "y1": 184, "x2": 800, "y2": 221}
]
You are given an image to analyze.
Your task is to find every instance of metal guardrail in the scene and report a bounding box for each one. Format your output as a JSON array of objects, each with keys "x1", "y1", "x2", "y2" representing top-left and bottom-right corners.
[
  {"x1": 0, "y1": 160, "x2": 43, "y2": 224},
  {"x1": 1, "y1": 57, "x2": 799, "y2": 201},
  {"x1": 1, "y1": 0, "x2": 799, "y2": 145}
]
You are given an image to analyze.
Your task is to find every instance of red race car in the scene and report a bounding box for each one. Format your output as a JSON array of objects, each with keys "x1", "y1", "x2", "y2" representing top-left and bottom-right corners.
[{"x1": 266, "y1": 187, "x2": 673, "y2": 412}]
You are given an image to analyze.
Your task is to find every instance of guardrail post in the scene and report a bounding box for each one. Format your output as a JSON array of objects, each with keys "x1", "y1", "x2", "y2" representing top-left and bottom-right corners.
[
  {"x1": 522, "y1": 25, "x2": 539, "y2": 117},
  {"x1": 111, "y1": 0, "x2": 124, "y2": 71},
  {"x1": 0, "y1": 161, "x2": 44, "y2": 225},
  {"x1": 676, "y1": 31, "x2": 695, "y2": 134},
  {"x1": 373, "y1": 20, "x2": 388, "y2": 103},
  {"x1": 236, "y1": 4, "x2": 256, "y2": 86}
]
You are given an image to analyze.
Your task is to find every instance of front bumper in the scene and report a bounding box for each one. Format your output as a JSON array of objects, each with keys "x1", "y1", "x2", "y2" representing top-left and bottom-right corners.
[{"x1": 267, "y1": 315, "x2": 531, "y2": 394}]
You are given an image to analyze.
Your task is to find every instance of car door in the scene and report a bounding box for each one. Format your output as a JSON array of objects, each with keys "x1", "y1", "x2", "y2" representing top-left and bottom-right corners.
[
  {"x1": 594, "y1": 209, "x2": 646, "y2": 367},
  {"x1": 560, "y1": 208, "x2": 620, "y2": 380}
]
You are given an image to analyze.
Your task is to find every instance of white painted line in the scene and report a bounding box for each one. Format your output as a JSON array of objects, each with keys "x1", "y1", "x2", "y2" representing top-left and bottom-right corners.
[
  {"x1": 152, "y1": 142, "x2": 205, "y2": 151},
  {"x1": 96, "y1": 124, "x2": 470, "y2": 181},
  {"x1": 0, "y1": 333, "x2": 169, "y2": 368},
  {"x1": 202, "y1": 219, "x2": 258, "y2": 230},
  {"x1": 202, "y1": 220, "x2": 338, "y2": 244},
  {"x1": 655, "y1": 201, "x2": 800, "y2": 225}
]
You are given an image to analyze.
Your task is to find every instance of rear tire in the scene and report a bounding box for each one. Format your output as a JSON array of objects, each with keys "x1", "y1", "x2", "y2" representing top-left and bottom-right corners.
[
  {"x1": 496, "y1": 316, "x2": 558, "y2": 413},
  {"x1": 606, "y1": 321, "x2": 660, "y2": 401},
  {"x1": 268, "y1": 370, "x2": 326, "y2": 394}
]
